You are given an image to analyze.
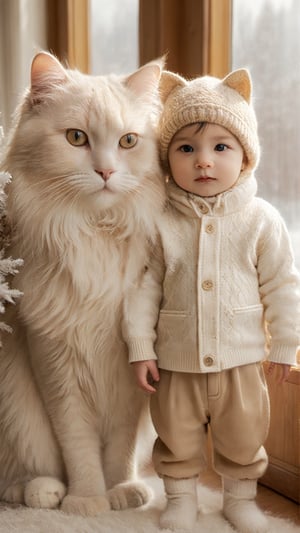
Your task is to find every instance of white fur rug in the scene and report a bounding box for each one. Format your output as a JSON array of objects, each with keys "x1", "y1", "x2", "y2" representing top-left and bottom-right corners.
[{"x1": 0, "y1": 476, "x2": 298, "y2": 533}]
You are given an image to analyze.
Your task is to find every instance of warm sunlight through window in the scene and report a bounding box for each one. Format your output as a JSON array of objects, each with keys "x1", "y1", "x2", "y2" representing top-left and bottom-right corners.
[
  {"x1": 90, "y1": 0, "x2": 138, "y2": 75},
  {"x1": 232, "y1": 0, "x2": 300, "y2": 266}
]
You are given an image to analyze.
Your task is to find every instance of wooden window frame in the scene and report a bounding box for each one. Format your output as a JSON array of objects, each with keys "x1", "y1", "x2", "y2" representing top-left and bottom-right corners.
[
  {"x1": 203, "y1": 0, "x2": 232, "y2": 77},
  {"x1": 46, "y1": 0, "x2": 231, "y2": 78},
  {"x1": 139, "y1": 0, "x2": 232, "y2": 78},
  {"x1": 46, "y1": 0, "x2": 90, "y2": 72}
]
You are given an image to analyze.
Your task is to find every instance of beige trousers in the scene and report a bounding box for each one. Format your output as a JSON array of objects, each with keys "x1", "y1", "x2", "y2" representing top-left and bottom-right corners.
[{"x1": 150, "y1": 363, "x2": 270, "y2": 480}]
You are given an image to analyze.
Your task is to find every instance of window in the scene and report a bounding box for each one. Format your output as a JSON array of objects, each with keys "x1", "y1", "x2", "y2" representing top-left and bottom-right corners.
[
  {"x1": 90, "y1": 0, "x2": 138, "y2": 75},
  {"x1": 232, "y1": 0, "x2": 300, "y2": 267},
  {"x1": 2, "y1": 1, "x2": 298, "y2": 268}
]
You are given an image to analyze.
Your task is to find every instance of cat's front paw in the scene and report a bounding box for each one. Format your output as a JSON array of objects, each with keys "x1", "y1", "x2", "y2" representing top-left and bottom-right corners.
[
  {"x1": 107, "y1": 480, "x2": 153, "y2": 510},
  {"x1": 24, "y1": 476, "x2": 66, "y2": 509},
  {"x1": 61, "y1": 494, "x2": 111, "y2": 516},
  {"x1": 2, "y1": 483, "x2": 25, "y2": 504}
]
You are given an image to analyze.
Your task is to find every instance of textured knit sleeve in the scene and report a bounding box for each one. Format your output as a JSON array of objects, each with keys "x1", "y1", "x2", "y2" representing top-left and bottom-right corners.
[
  {"x1": 122, "y1": 236, "x2": 165, "y2": 363},
  {"x1": 257, "y1": 204, "x2": 300, "y2": 364}
]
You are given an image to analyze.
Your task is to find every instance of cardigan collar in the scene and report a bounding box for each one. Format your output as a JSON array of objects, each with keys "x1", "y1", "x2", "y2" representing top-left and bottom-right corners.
[{"x1": 167, "y1": 175, "x2": 257, "y2": 218}]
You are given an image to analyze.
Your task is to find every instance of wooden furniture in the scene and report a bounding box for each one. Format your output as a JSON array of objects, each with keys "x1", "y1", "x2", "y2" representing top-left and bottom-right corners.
[{"x1": 260, "y1": 366, "x2": 300, "y2": 503}]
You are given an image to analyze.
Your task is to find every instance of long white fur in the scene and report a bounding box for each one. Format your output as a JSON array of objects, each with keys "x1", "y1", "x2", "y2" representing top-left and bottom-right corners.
[{"x1": 0, "y1": 52, "x2": 165, "y2": 516}]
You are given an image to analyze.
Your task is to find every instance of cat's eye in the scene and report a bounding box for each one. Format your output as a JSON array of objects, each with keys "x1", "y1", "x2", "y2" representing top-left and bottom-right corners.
[
  {"x1": 66, "y1": 129, "x2": 89, "y2": 147},
  {"x1": 119, "y1": 133, "x2": 138, "y2": 149}
]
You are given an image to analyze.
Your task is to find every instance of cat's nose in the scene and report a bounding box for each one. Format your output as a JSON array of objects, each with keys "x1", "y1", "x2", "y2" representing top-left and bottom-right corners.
[{"x1": 95, "y1": 169, "x2": 114, "y2": 181}]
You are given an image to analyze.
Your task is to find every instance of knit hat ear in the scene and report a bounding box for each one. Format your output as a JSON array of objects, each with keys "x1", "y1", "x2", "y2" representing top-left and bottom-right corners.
[
  {"x1": 223, "y1": 68, "x2": 251, "y2": 103},
  {"x1": 159, "y1": 70, "x2": 186, "y2": 103}
]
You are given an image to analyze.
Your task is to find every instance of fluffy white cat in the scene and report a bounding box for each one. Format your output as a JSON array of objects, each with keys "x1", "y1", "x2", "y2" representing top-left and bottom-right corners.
[{"x1": 0, "y1": 52, "x2": 165, "y2": 516}]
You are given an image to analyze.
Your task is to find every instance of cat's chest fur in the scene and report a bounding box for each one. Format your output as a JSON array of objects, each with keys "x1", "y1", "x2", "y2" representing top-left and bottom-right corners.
[{"x1": 15, "y1": 224, "x2": 146, "y2": 346}]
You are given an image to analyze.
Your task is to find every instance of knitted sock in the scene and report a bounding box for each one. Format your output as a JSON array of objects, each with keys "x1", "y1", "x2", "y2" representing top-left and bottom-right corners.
[
  {"x1": 160, "y1": 476, "x2": 198, "y2": 531},
  {"x1": 222, "y1": 478, "x2": 269, "y2": 533}
]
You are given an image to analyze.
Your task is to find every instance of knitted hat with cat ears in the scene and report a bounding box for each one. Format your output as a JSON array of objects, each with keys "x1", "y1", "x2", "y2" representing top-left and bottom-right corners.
[{"x1": 159, "y1": 68, "x2": 260, "y2": 177}]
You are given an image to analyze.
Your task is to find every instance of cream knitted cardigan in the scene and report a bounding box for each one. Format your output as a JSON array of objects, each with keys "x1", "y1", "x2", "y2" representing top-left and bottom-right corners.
[{"x1": 123, "y1": 176, "x2": 300, "y2": 372}]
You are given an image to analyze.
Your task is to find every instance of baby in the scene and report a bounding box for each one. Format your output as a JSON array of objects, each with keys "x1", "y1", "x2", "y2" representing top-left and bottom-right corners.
[{"x1": 123, "y1": 68, "x2": 300, "y2": 532}]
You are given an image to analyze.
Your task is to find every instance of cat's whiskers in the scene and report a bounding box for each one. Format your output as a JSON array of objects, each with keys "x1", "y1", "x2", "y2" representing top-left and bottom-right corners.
[
  {"x1": 20, "y1": 183, "x2": 83, "y2": 221},
  {"x1": 26, "y1": 173, "x2": 91, "y2": 199},
  {"x1": 110, "y1": 172, "x2": 140, "y2": 193}
]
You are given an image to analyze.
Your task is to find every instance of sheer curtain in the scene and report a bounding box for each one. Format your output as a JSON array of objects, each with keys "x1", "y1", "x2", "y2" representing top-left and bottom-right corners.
[{"x1": 0, "y1": 0, "x2": 47, "y2": 135}]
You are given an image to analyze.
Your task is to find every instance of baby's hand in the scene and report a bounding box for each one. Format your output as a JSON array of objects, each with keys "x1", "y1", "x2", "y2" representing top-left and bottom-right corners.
[
  {"x1": 266, "y1": 362, "x2": 291, "y2": 383},
  {"x1": 131, "y1": 360, "x2": 160, "y2": 393}
]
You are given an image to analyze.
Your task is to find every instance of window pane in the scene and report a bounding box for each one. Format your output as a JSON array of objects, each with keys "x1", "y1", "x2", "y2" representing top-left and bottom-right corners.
[
  {"x1": 90, "y1": 0, "x2": 139, "y2": 75},
  {"x1": 232, "y1": 0, "x2": 300, "y2": 266}
]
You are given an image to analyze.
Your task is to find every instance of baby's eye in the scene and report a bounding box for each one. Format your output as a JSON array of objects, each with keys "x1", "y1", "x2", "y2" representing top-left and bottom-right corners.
[
  {"x1": 66, "y1": 129, "x2": 89, "y2": 146},
  {"x1": 180, "y1": 144, "x2": 193, "y2": 153},
  {"x1": 215, "y1": 143, "x2": 228, "y2": 152},
  {"x1": 119, "y1": 133, "x2": 138, "y2": 149}
]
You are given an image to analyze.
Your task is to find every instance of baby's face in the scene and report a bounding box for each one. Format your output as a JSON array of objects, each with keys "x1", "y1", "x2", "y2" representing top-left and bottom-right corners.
[{"x1": 168, "y1": 123, "x2": 245, "y2": 197}]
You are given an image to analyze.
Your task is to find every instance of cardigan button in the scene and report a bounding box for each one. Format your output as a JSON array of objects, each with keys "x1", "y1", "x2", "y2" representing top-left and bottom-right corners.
[
  {"x1": 202, "y1": 280, "x2": 214, "y2": 290},
  {"x1": 204, "y1": 355, "x2": 214, "y2": 367},
  {"x1": 205, "y1": 223, "x2": 214, "y2": 233},
  {"x1": 199, "y1": 203, "x2": 209, "y2": 214}
]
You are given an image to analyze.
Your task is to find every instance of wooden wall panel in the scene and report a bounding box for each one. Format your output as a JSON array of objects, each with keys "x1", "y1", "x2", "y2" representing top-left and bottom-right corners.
[{"x1": 260, "y1": 367, "x2": 300, "y2": 503}]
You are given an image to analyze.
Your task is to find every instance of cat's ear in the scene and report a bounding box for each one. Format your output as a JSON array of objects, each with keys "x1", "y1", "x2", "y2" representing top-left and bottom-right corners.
[
  {"x1": 125, "y1": 57, "x2": 165, "y2": 99},
  {"x1": 30, "y1": 51, "x2": 68, "y2": 104},
  {"x1": 159, "y1": 71, "x2": 186, "y2": 104},
  {"x1": 222, "y1": 69, "x2": 252, "y2": 103}
]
